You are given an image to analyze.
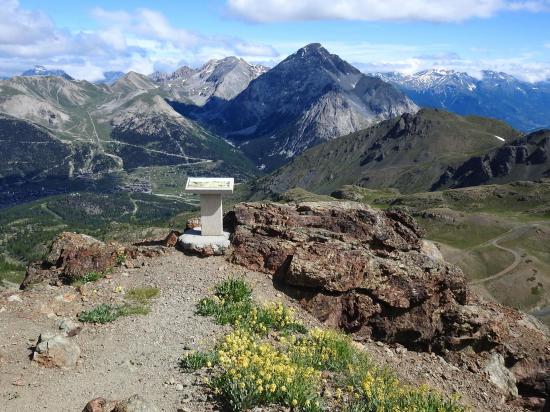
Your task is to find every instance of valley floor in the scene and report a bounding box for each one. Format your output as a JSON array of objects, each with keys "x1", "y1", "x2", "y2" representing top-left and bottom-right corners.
[{"x1": 0, "y1": 251, "x2": 524, "y2": 411}]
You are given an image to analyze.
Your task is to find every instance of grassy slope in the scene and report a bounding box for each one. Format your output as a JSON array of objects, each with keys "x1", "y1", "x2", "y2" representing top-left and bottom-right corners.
[{"x1": 256, "y1": 109, "x2": 520, "y2": 196}]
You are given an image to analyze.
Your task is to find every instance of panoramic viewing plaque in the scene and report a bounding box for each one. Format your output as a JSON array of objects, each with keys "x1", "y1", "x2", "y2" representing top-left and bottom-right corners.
[
  {"x1": 185, "y1": 177, "x2": 234, "y2": 194},
  {"x1": 185, "y1": 177, "x2": 234, "y2": 236}
]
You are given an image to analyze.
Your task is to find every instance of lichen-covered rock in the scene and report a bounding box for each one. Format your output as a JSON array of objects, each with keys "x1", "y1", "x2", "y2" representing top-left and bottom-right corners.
[
  {"x1": 228, "y1": 201, "x2": 550, "y2": 408},
  {"x1": 32, "y1": 332, "x2": 80, "y2": 369},
  {"x1": 483, "y1": 353, "x2": 518, "y2": 399}
]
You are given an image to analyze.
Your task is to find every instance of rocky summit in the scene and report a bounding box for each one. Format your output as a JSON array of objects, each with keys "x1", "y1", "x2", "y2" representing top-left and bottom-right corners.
[{"x1": 228, "y1": 201, "x2": 550, "y2": 409}]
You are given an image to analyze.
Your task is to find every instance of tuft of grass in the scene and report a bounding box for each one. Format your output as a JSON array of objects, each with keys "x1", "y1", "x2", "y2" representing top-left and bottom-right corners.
[
  {"x1": 79, "y1": 271, "x2": 106, "y2": 284},
  {"x1": 78, "y1": 303, "x2": 149, "y2": 323},
  {"x1": 215, "y1": 278, "x2": 252, "y2": 303},
  {"x1": 115, "y1": 253, "x2": 126, "y2": 266},
  {"x1": 78, "y1": 304, "x2": 120, "y2": 323},
  {"x1": 197, "y1": 278, "x2": 305, "y2": 334},
  {"x1": 126, "y1": 286, "x2": 160, "y2": 303},
  {"x1": 180, "y1": 350, "x2": 217, "y2": 371}
]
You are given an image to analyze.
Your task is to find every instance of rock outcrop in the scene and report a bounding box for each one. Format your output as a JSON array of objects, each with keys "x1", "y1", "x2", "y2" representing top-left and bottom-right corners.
[
  {"x1": 21, "y1": 233, "x2": 124, "y2": 288},
  {"x1": 228, "y1": 201, "x2": 550, "y2": 408},
  {"x1": 20, "y1": 232, "x2": 168, "y2": 289}
]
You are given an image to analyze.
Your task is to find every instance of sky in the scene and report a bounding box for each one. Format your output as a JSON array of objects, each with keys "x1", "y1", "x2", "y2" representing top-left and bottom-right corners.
[{"x1": 1, "y1": 0, "x2": 549, "y2": 81}]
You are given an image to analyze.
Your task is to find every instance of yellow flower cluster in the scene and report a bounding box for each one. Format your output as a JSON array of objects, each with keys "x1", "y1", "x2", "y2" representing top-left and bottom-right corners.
[
  {"x1": 354, "y1": 370, "x2": 464, "y2": 412},
  {"x1": 214, "y1": 330, "x2": 321, "y2": 411}
]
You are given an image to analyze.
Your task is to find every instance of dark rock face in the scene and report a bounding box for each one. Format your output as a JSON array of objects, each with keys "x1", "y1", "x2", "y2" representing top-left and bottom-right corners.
[
  {"x1": 434, "y1": 130, "x2": 550, "y2": 189},
  {"x1": 228, "y1": 201, "x2": 550, "y2": 407}
]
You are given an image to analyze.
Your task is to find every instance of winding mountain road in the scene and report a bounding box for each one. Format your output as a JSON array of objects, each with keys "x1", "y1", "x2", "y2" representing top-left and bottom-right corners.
[{"x1": 464, "y1": 221, "x2": 549, "y2": 285}]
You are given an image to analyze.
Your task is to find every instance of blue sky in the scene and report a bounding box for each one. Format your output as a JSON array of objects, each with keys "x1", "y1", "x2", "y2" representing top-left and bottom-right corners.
[{"x1": 2, "y1": 0, "x2": 549, "y2": 81}]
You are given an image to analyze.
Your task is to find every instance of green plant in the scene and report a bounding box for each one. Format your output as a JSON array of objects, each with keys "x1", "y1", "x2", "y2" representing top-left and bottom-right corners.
[
  {"x1": 79, "y1": 271, "x2": 106, "y2": 284},
  {"x1": 126, "y1": 286, "x2": 160, "y2": 303},
  {"x1": 180, "y1": 350, "x2": 217, "y2": 371},
  {"x1": 215, "y1": 278, "x2": 252, "y2": 303},
  {"x1": 115, "y1": 253, "x2": 126, "y2": 266},
  {"x1": 78, "y1": 303, "x2": 149, "y2": 323},
  {"x1": 78, "y1": 304, "x2": 120, "y2": 323}
]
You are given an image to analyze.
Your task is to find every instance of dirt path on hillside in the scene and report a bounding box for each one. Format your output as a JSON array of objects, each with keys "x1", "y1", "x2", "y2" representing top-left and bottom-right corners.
[
  {"x1": 0, "y1": 250, "x2": 521, "y2": 412},
  {"x1": 447, "y1": 221, "x2": 550, "y2": 286},
  {"x1": 469, "y1": 235, "x2": 522, "y2": 286}
]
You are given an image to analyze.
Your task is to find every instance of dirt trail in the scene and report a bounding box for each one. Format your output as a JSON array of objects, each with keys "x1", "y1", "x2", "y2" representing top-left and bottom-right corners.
[
  {"x1": 469, "y1": 234, "x2": 522, "y2": 286},
  {"x1": 453, "y1": 221, "x2": 550, "y2": 286},
  {"x1": 0, "y1": 251, "x2": 521, "y2": 412}
]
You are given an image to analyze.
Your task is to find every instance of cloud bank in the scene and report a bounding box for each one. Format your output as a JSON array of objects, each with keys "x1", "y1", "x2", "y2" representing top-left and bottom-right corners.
[
  {"x1": 0, "y1": 1, "x2": 278, "y2": 80},
  {"x1": 227, "y1": 0, "x2": 550, "y2": 23}
]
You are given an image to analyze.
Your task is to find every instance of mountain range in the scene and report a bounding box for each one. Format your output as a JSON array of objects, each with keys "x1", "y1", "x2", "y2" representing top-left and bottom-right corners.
[
  {"x1": 372, "y1": 69, "x2": 550, "y2": 131},
  {"x1": 0, "y1": 71, "x2": 255, "y2": 206},
  {"x1": 2, "y1": 44, "x2": 550, "y2": 208},
  {"x1": 182, "y1": 43, "x2": 418, "y2": 170},
  {"x1": 151, "y1": 57, "x2": 269, "y2": 106}
]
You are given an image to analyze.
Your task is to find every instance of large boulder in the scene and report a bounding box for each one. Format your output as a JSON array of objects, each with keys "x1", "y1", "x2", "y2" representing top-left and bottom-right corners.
[
  {"x1": 21, "y1": 232, "x2": 124, "y2": 288},
  {"x1": 228, "y1": 201, "x2": 550, "y2": 408}
]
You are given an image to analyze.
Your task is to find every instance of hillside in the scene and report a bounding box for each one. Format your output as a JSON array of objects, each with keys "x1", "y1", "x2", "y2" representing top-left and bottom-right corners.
[
  {"x1": 185, "y1": 43, "x2": 417, "y2": 170},
  {"x1": 0, "y1": 72, "x2": 258, "y2": 207},
  {"x1": 255, "y1": 109, "x2": 520, "y2": 195},
  {"x1": 434, "y1": 129, "x2": 550, "y2": 189}
]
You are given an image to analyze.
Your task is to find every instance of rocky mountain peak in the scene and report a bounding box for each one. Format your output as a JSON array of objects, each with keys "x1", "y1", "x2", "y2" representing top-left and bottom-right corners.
[
  {"x1": 282, "y1": 43, "x2": 359, "y2": 76},
  {"x1": 21, "y1": 65, "x2": 73, "y2": 80}
]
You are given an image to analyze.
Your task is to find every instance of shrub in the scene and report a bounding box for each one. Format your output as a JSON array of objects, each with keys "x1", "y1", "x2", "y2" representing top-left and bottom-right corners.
[{"x1": 213, "y1": 330, "x2": 322, "y2": 411}]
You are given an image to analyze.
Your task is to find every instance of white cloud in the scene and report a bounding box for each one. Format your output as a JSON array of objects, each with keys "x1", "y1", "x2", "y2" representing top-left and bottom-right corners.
[
  {"x1": 227, "y1": 0, "x2": 550, "y2": 23},
  {"x1": 0, "y1": 2, "x2": 278, "y2": 80}
]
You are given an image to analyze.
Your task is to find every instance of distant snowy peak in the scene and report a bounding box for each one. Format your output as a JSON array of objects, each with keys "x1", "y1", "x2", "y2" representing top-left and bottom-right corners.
[
  {"x1": 372, "y1": 69, "x2": 478, "y2": 92},
  {"x1": 371, "y1": 68, "x2": 550, "y2": 131},
  {"x1": 371, "y1": 68, "x2": 548, "y2": 93},
  {"x1": 21, "y1": 65, "x2": 73, "y2": 80}
]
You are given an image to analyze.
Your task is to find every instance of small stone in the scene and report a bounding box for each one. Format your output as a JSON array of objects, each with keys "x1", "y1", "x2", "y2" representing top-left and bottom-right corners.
[
  {"x1": 0, "y1": 306, "x2": 6, "y2": 313},
  {"x1": 375, "y1": 341, "x2": 384, "y2": 347},
  {"x1": 58, "y1": 318, "x2": 82, "y2": 337},
  {"x1": 7, "y1": 295, "x2": 22, "y2": 303},
  {"x1": 175, "y1": 384, "x2": 184, "y2": 391}
]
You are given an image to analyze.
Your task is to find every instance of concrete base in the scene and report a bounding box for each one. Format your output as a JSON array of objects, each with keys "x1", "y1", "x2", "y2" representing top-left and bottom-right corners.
[{"x1": 178, "y1": 228, "x2": 230, "y2": 257}]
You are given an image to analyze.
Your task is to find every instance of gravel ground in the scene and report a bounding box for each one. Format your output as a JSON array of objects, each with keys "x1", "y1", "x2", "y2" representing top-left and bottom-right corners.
[{"x1": 0, "y1": 249, "x2": 521, "y2": 411}]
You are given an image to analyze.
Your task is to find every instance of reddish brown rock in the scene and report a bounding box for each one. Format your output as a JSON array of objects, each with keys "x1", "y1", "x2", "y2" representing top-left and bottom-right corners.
[
  {"x1": 228, "y1": 201, "x2": 550, "y2": 408},
  {"x1": 82, "y1": 395, "x2": 158, "y2": 412},
  {"x1": 161, "y1": 230, "x2": 182, "y2": 247},
  {"x1": 21, "y1": 233, "x2": 123, "y2": 288}
]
